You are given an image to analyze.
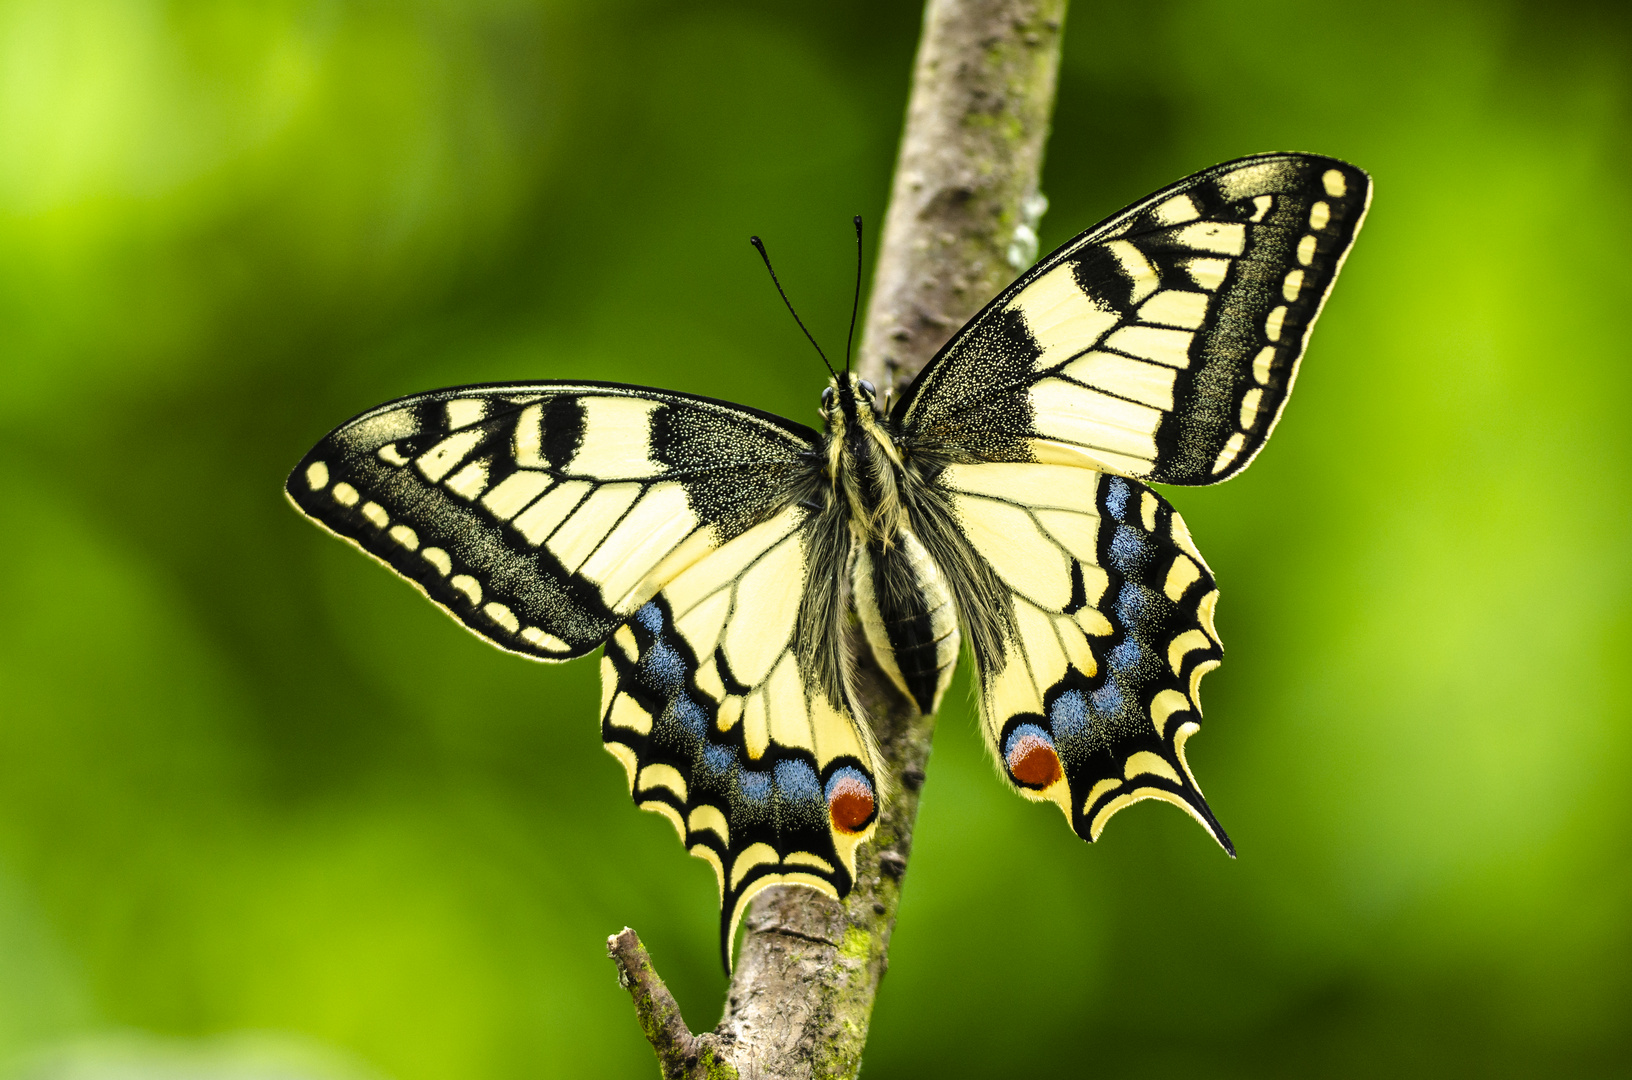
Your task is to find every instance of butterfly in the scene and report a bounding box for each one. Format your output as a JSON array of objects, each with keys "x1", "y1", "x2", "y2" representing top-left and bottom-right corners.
[{"x1": 287, "y1": 152, "x2": 1369, "y2": 968}]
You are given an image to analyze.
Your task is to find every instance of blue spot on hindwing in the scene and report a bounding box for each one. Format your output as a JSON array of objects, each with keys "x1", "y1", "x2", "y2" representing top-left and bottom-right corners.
[
  {"x1": 700, "y1": 743, "x2": 735, "y2": 782},
  {"x1": 1091, "y1": 681, "x2": 1125, "y2": 718},
  {"x1": 773, "y1": 759, "x2": 821, "y2": 805},
  {"x1": 640, "y1": 640, "x2": 686, "y2": 694},
  {"x1": 1103, "y1": 477, "x2": 1131, "y2": 522},
  {"x1": 1109, "y1": 524, "x2": 1154, "y2": 575},
  {"x1": 1113, "y1": 581, "x2": 1148, "y2": 626},
  {"x1": 664, "y1": 693, "x2": 708, "y2": 737},
  {"x1": 738, "y1": 769, "x2": 772, "y2": 805},
  {"x1": 1050, "y1": 690, "x2": 1088, "y2": 739},
  {"x1": 634, "y1": 602, "x2": 664, "y2": 635},
  {"x1": 1109, "y1": 636, "x2": 1145, "y2": 673}
]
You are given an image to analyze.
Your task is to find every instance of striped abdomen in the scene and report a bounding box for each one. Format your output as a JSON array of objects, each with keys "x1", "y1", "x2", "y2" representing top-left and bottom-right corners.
[{"x1": 852, "y1": 526, "x2": 961, "y2": 715}]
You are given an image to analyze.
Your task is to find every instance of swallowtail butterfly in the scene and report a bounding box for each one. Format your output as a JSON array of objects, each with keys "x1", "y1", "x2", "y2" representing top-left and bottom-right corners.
[{"x1": 288, "y1": 153, "x2": 1369, "y2": 967}]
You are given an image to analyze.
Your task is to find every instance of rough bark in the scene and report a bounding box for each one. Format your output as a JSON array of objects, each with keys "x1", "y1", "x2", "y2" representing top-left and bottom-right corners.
[
  {"x1": 858, "y1": 0, "x2": 1066, "y2": 397},
  {"x1": 610, "y1": 2, "x2": 1067, "y2": 1076}
]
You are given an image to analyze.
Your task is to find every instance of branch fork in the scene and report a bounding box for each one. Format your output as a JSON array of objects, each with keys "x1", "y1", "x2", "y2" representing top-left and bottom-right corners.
[{"x1": 608, "y1": 929, "x2": 739, "y2": 1080}]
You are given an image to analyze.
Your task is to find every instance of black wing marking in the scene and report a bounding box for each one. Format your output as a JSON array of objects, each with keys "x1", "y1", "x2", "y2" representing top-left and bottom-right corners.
[
  {"x1": 934, "y1": 459, "x2": 1230, "y2": 850},
  {"x1": 286, "y1": 381, "x2": 818, "y2": 660},
  {"x1": 895, "y1": 153, "x2": 1370, "y2": 484},
  {"x1": 598, "y1": 506, "x2": 881, "y2": 969}
]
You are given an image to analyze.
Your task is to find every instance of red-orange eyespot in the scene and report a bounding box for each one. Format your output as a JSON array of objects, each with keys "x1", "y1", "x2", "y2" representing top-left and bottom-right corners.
[
  {"x1": 825, "y1": 768, "x2": 876, "y2": 833},
  {"x1": 1005, "y1": 725, "x2": 1062, "y2": 788}
]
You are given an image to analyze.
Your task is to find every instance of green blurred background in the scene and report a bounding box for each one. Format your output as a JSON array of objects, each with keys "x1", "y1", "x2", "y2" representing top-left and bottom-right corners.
[{"x1": 1, "y1": 0, "x2": 1629, "y2": 1076}]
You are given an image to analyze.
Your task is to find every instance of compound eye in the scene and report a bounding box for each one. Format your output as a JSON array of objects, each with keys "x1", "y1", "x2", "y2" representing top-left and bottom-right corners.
[
  {"x1": 858, "y1": 379, "x2": 876, "y2": 399},
  {"x1": 821, "y1": 386, "x2": 835, "y2": 409}
]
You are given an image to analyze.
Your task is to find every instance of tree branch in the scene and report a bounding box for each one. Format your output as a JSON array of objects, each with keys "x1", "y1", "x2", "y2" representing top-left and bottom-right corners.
[
  {"x1": 860, "y1": 0, "x2": 1066, "y2": 394},
  {"x1": 608, "y1": 928, "x2": 738, "y2": 1079},
  {"x1": 611, "y1": 2, "x2": 1066, "y2": 1075}
]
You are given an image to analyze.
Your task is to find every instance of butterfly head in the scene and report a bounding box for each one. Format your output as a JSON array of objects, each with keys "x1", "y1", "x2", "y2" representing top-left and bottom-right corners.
[{"x1": 820, "y1": 372, "x2": 881, "y2": 428}]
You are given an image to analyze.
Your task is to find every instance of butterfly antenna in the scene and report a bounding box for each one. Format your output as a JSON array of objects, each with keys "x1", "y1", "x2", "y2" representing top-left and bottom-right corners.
[
  {"x1": 750, "y1": 235, "x2": 837, "y2": 380},
  {"x1": 845, "y1": 215, "x2": 863, "y2": 374}
]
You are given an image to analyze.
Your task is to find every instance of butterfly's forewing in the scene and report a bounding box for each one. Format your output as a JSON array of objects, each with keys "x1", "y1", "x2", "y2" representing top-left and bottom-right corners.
[
  {"x1": 936, "y1": 461, "x2": 1229, "y2": 848},
  {"x1": 599, "y1": 506, "x2": 881, "y2": 969},
  {"x1": 895, "y1": 153, "x2": 1370, "y2": 484},
  {"x1": 286, "y1": 382, "x2": 817, "y2": 658}
]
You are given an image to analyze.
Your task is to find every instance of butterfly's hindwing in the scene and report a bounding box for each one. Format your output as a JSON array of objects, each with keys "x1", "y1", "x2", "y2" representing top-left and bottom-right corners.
[
  {"x1": 897, "y1": 153, "x2": 1370, "y2": 485},
  {"x1": 598, "y1": 506, "x2": 881, "y2": 967},
  {"x1": 286, "y1": 382, "x2": 817, "y2": 660},
  {"x1": 935, "y1": 460, "x2": 1230, "y2": 850}
]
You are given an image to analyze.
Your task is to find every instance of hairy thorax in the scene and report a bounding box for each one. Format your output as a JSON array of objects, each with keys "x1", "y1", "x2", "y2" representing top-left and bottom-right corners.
[{"x1": 818, "y1": 375, "x2": 960, "y2": 716}]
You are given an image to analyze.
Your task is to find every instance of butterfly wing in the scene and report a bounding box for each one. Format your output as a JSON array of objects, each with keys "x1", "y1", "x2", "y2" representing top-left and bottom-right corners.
[
  {"x1": 899, "y1": 153, "x2": 1368, "y2": 847},
  {"x1": 286, "y1": 381, "x2": 817, "y2": 658},
  {"x1": 894, "y1": 153, "x2": 1370, "y2": 484},
  {"x1": 934, "y1": 460, "x2": 1229, "y2": 849},
  {"x1": 599, "y1": 505, "x2": 880, "y2": 969},
  {"x1": 287, "y1": 382, "x2": 880, "y2": 966}
]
